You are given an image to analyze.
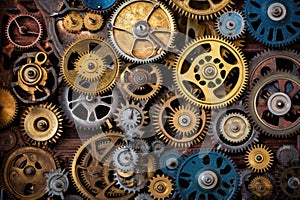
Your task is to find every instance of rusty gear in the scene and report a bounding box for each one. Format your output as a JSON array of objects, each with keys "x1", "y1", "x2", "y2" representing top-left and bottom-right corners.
[
  {"x1": 0, "y1": 88, "x2": 18, "y2": 129},
  {"x1": 63, "y1": 11, "x2": 83, "y2": 33},
  {"x1": 148, "y1": 174, "x2": 173, "y2": 200},
  {"x1": 84, "y1": 12, "x2": 103, "y2": 31}
]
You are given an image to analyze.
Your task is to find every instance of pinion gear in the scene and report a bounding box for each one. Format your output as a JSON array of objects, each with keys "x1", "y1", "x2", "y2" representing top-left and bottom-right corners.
[{"x1": 248, "y1": 175, "x2": 273, "y2": 199}]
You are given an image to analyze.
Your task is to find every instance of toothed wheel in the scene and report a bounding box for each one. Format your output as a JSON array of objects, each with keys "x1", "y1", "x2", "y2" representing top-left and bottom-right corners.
[
  {"x1": 113, "y1": 146, "x2": 138, "y2": 172},
  {"x1": 0, "y1": 88, "x2": 18, "y2": 129},
  {"x1": 148, "y1": 174, "x2": 173, "y2": 200},
  {"x1": 46, "y1": 169, "x2": 69, "y2": 199},
  {"x1": 174, "y1": 36, "x2": 248, "y2": 109},
  {"x1": 62, "y1": 11, "x2": 83, "y2": 33}
]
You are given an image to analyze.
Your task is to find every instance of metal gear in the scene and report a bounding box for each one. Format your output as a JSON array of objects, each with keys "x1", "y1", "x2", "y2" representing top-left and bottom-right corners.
[
  {"x1": 63, "y1": 11, "x2": 83, "y2": 33},
  {"x1": 108, "y1": 0, "x2": 176, "y2": 63},
  {"x1": 113, "y1": 146, "x2": 138, "y2": 172},
  {"x1": 248, "y1": 175, "x2": 273, "y2": 199},
  {"x1": 135, "y1": 193, "x2": 154, "y2": 200},
  {"x1": 276, "y1": 145, "x2": 299, "y2": 167},
  {"x1": 84, "y1": 12, "x2": 103, "y2": 31},
  {"x1": 5, "y1": 13, "x2": 43, "y2": 49},
  {"x1": 245, "y1": 144, "x2": 274, "y2": 173},
  {"x1": 244, "y1": 0, "x2": 300, "y2": 47},
  {"x1": 247, "y1": 72, "x2": 300, "y2": 137},
  {"x1": 120, "y1": 63, "x2": 163, "y2": 101},
  {"x1": 153, "y1": 93, "x2": 209, "y2": 147},
  {"x1": 3, "y1": 146, "x2": 59, "y2": 200},
  {"x1": 81, "y1": 0, "x2": 118, "y2": 12},
  {"x1": 0, "y1": 129, "x2": 17, "y2": 152},
  {"x1": 216, "y1": 10, "x2": 246, "y2": 40},
  {"x1": 0, "y1": 88, "x2": 18, "y2": 129},
  {"x1": 61, "y1": 37, "x2": 120, "y2": 95},
  {"x1": 175, "y1": 150, "x2": 239, "y2": 200},
  {"x1": 46, "y1": 169, "x2": 69, "y2": 199},
  {"x1": 174, "y1": 36, "x2": 248, "y2": 109},
  {"x1": 159, "y1": 150, "x2": 182, "y2": 178},
  {"x1": 148, "y1": 174, "x2": 173, "y2": 200}
]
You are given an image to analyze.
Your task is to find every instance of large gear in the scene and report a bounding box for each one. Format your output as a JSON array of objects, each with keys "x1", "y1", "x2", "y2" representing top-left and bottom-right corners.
[
  {"x1": 46, "y1": 169, "x2": 69, "y2": 199},
  {"x1": 174, "y1": 36, "x2": 248, "y2": 109},
  {"x1": 175, "y1": 150, "x2": 239, "y2": 200},
  {"x1": 276, "y1": 145, "x2": 299, "y2": 167},
  {"x1": 248, "y1": 175, "x2": 273, "y2": 199},
  {"x1": 148, "y1": 174, "x2": 173, "y2": 200},
  {"x1": 0, "y1": 88, "x2": 18, "y2": 129},
  {"x1": 113, "y1": 146, "x2": 138, "y2": 172},
  {"x1": 244, "y1": 0, "x2": 300, "y2": 47},
  {"x1": 5, "y1": 13, "x2": 43, "y2": 49},
  {"x1": 62, "y1": 11, "x2": 83, "y2": 33},
  {"x1": 247, "y1": 72, "x2": 300, "y2": 137},
  {"x1": 83, "y1": 12, "x2": 103, "y2": 31},
  {"x1": 61, "y1": 37, "x2": 120, "y2": 95},
  {"x1": 108, "y1": 0, "x2": 176, "y2": 63}
]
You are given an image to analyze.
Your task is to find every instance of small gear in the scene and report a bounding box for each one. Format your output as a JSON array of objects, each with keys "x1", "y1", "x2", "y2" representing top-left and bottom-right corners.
[
  {"x1": 216, "y1": 10, "x2": 246, "y2": 40},
  {"x1": 148, "y1": 174, "x2": 173, "y2": 200},
  {"x1": 151, "y1": 140, "x2": 165, "y2": 156},
  {"x1": 5, "y1": 13, "x2": 43, "y2": 49},
  {"x1": 63, "y1": 11, "x2": 83, "y2": 33},
  {"x1": 135, "y1": 193, "x2": 154, "y2": 200},
  {"x1": 0, "y1": 88, "x2": 18, "y2": 129},
  {"x1": 276, "y1": 145, "x2": 299, "y2": 167},
  {"x1": 46, "y1": 169, "x2": 69, "y2": 199},
  {"x1": 83, "y1": 12, "x2": 103, "y2": 31},
  {"x1": 248, "y1": 175, "x2": 273, "y2": 199},
  {"x1": 245, "y1": 144, "x2": 274, "y2": 173},
  {"x1": 81, "y1": 0, "x2": 118, "y2": 12},
  {"x1": 113, "y1": 146, "x2": 138, "y2": 172},
  {"x1": 21, "y1": 103, "x2": 63, "y2": 147},
  {"x1": 159, "y1": 150, "x2": 182, "y2": 178}
]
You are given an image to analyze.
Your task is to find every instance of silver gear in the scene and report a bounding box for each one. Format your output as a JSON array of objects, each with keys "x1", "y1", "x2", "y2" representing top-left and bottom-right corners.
[
  {"x1": 46, "y1": 169, "x2": 69, "y2": 199},
  {"x1": 135, "y1": 193, "x2": 154, "y2": 200},
  {"x1": 113, "y1": 146, "x2": 138, "y2": 172},
  {"x1": 276, "y1": 145, "x2": 299, "y2": 167}
]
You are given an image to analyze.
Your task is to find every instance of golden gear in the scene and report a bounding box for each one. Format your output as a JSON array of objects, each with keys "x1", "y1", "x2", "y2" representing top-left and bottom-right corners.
[
  {"x1": 3, "y1": 146, "x2": 59, "y2": 200},
  {"x1": 248, "y1": 176, "x2": 273, "y2": 198},
  {"x1": 21, "y1": 103, "x2": 63, "y2": 147},
  {"x1": 61, "y1": 37, "x2": 120, "y2": 95},
  {"x1": 62, "y1": 11, "x2": 83, "y2": 33},
  {"x1": 174, "y1": 36, "x2": 248, "y2": 109},
  {"x1": 0, "y1": 88, "x2": 18, "y2": 129},
  {"x1": 245, "y1": 144, "x2": 274, "y2": 173},
  {"x1": 148, "y1": 174, "x2": 173, "y2": 200},
  {"x1": 120, "y1": 63, "x2": 163, "y2": 101},
  {"x1": 219, "y1": 112, "x2": 251, "y2": 143},
  {"x1": 108, "y1": 0, "x2": 176, "y2": 63},
  {"x1": 169, "y1": 0, "x2": 234, "y2": 20},
  {"x1": 153, "y1": 93, "x2": 209, "y2": 147},
  {"x1": 84, "y1": 12, "x2": 103, "y2": 31}
]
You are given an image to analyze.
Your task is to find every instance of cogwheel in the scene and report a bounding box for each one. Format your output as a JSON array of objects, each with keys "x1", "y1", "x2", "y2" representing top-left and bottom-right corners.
[
  {"x1": 148, "y1": 174, "x2": 173, "y2": 200},
  {"x1": 248, "y1": 175, "x2": 273, "y2": 199},
  {"x1": 61, "y1": 37, "x2": 120, "y2": 95},
  {"x1": 245, "y1": 144, "x2": 274, "y2": 173},
  {"x1": 174, "y1": 36, "x2": 248, "y2": 109},
  {"x1": 247, "y1": 72, "x2": 300, "y2": 137},
  {"x1": 84, "y1": 12, "x2": 103, "y2": 31},
  {"x1": 81, "y1": 0, "x2": 118, "y2": 13},
  {"x1": 113, "y1": 146, "x2": 138, "y2": 172},
  {"x1": 108, "y1": 0, "x2": 176, "y2": 63},
  {"x1": 244, "y1": 0, "x2": 300, "y2": 47},
  {"x1": 5, "y1": 13, "x2": 43, "y2": 49},
  {"x1": 63, "y1": 11, "x2": 83, "y2": 33},
  {"x1": 46, "y1": 169, "x2": 69, "y2": 199},
  {"x1": 135, "y1": 193, "x2": 154, "y2": 200},
  {"x1": 216, "y1": 10, "x2": 246, "y2": 40},
  {"x1": 276, "y1": 145, "x2": 299, "y2": 167},
  {"x1": 0, "y1": 88, "x2": 18, "y2": 129},
  {"x1": 169, "y1": 0, "x2": 234, "y2": 20}
]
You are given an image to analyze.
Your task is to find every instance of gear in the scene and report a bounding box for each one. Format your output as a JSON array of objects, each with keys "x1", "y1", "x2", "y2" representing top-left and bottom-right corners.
[
  {"x1": 0, "y1": 88, "x2": 18, "y2": 129},
  {"x1": 135, "y1": 193, "x2": 154, "y2": 200},
  {"x1": 61, "y1": 37, "x2": 120, "y2": 95},
  {"x1": 276, "y1": 145, "x2": 299, "y2": 167},
  {"x1": 174, "y1": 36, "x2": 248, "y2": 109},
  {"x1": 108, "y1": 0, "x2": 176, "y2": 63},
  {"x1": 113, "y1": 146, "x2": 138, "y2": 172},
  {"x1": 151, "y1": 140, "x2": 165, "y2": 156},
  {"x1": 5, "y1": 13, "x2": 43, "y2": 49},
  {"x1": 216, "y1": 10, "x2": 246, "y2": 40},
  {"x1": 244, "y1": 0, "x2": 300, "y2": 47},
  {"x1": 84, "y1": 12, "x2": 103, "y2": 31},
  {"x1": 245, "y1": 144, "x2": 274, "y2": 173},
  {"x1": 3, "y1": 146, "x2": 59, "y2": 200},
  {"x1": 63, "y1": 11, "x2": 83, "y2": 33},
  {"x1": 175, "y1": 150, "x2": 239, "y2": 200},
  {"x1": 120, "y1": 63, "x2": 163, "y2": 101},
  {"x1": 153, "y1": 93, "x2": 209, "y2": 147},
  {"x1": 81, "y1": 0, "x2": 117, "y2": 12},
  {"x1": 159, "y1": 150, "x2": 182, "y2": 178},
  {"x1": 148, "y1": 174, "x2": 173, "y2": 200},
  {"x1": 247, "y1": 72, "x2": 300, "y2": 137},
  {"x1": 169, "y1": 0, "x2": 233, "y2": 20},
  {"x1": 248, "y1": 175, "x2": 273, "y2": 199},
  {"x1": 46, "y1": 169, "x2": 69, "y2": 199},
  {"x1": 21, "y1": 103, "x2": 63, "y2": 147},
  {"x1": 0, "y1": 129, "x2": 17, "y2": 152}
]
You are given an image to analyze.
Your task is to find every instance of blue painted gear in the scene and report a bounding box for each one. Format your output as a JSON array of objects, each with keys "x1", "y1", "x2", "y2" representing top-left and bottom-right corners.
[
  {"x1": 175, "y1": 150, "x2": 239, "y2": 200},
  {"x1": 81, "y1": 0, "x2": 117, "y2": 11},
  {"x1": 244, "y1": 0, "x2": 300, "y2": 47},
  {"x1": 159, "y1": 150, "x2": 183, "y2": 178}
]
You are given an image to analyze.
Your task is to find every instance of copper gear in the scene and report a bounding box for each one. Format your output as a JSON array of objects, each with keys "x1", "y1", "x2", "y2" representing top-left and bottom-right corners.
[
  {"x1": 248, "y1": 176, "x2": 273, "y2": 199},
  {"x1": 148, "y1": 174, "x2": 173, "y2": 200},
  {"x1": 0, "y1": 88, "x2": 18, "y2": 129},
  {"x1": 62, "y1": 11, "x2": 83, "y2": 33},
  {"x1": 84, "y1": 12, "x2": 103, "y2": 31},
  {"x1": 21, "y1": 103, "x2": 63, "y2": 147},
  {"x1": 174, "y1": 36, "x2": 248, "y2": 109},
  {"x1": 245, "y1": 144, "x2": 274, "y2": 173}
]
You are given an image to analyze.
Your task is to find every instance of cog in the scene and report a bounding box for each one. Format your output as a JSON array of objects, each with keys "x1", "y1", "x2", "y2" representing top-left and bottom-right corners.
[
  {"x1": 175, "y1": 150, "x2": 239, "y2": 200},
  {"x1": 244, "y1": 0, "x2": 300, "y2": 47},
  {"x1": 216, "y1": 10, "x2": 246, "y2": 40},
  {"x1": 159, "y1": 150, "x2": 182, "y2": 178},
  {"x1": 0, "y1": 88, "x2": 18, "y2": 129},
  {"x1": 108, "y1": 0, "x2": 176, "y2": 63},
  {"x1": 113, "y1": 146, "x2": 138, "y2": 172},
  {"x1": 247, "y1": 72, "x2": 300, "y2": 137},
  {"x1": 135, "y1": 193, "x2": 154, "y2": 200},
  {"x1": 46, "y1": 169, "x2": 69, "y2": 199},
  {"x1": 61, "y1": 37, "x2": 120, "y2": 95},
  {"x1": 84, "y1": 12, "x2": 103, "y2": 31},
  {"x1": 148, "y1": 174, "x2": 173, "y2": 200},
  {"x1": 276, "y1": 145, "x2": 299, "y2": 167},
  {"x1": 63, "y1": 11, "x2": 83, "y2": 33},
  {"x1": 248, "y1": 175, "x2": 273, "y2": 199},
  {"x1": 174, "y1": 36, "x2": 248, "y2": 109},
  {"x1": 5, "y1": 13, "x2": 43, "y2": 49},
  {"x1": 81, "y1": 0, "x2": 117, "y2": 12},
  {"x1": 245, "y1": 144, "x2": 274, "y2": 173}
]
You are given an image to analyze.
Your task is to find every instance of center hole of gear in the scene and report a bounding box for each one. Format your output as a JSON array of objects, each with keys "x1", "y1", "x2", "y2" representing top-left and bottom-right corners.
[
  {"x1": 288, "y1": 177, "x2": 300, "y2": 189},
  {"x1": 134, "y1": 71, "x2": 148, "y2": 85},
  {"x1": 178, "y1": 114, "x2": 191, "y2": 127},
  {"x1": 166, "y1": 158, "x2": 178, "y2": 170},
  {"x1": 255, "y1": 154, "x2": 264, "y2": 163},
  {"x1": 226, "y1": 20, "x2": 236, "y2": 30},
  {"x1": 24, "y1": 166, "x2": 36, "y2": 176},
  {"x1": 267, "y1": 3, "x2": 287, "y2": 21},
  {"x1": 202, "y1": 65, "x2": 217, "y2": 80}
]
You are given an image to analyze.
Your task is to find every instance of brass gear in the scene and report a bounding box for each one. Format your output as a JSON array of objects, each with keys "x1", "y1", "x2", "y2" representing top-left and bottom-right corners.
[
  {"x1": 3, "y1": 146, "x2": 59, "y2": 200},
  {"x1": 21, "y1": 103, "x2": 63, "y2": 147},
  {"x1": 245, "y1": 144, "x2": 274, "y2": 173},
  {"x1": 148, "y1": 174, "x2": 173, "y2": 200},
  {"x1": 61, "y1": 37, "x2": 120, "y2": 95},
  {"x1": 174, "y1": 36, "x2": 248, "y2": 109},
  {"x1": 248, "y1": 176, "x2": 273, "y2": 199},
  {"x1": 84, "y1": 12, "x2": 103, "y2": 31},
  {"x1": 63, "y1": 11, "x2": 83, "y2": 33},
  {"x1": 0, "y1": 88, "x2": 18, "y2": 129}
]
